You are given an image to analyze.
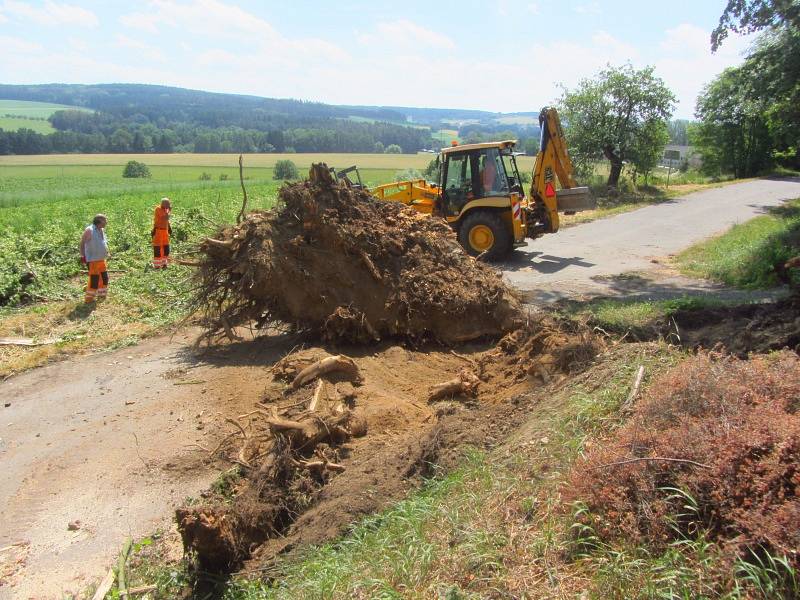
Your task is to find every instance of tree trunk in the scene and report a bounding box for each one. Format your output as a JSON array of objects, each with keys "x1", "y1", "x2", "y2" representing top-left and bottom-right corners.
[{"x1": 603, "y1": 145, "x2": 624, "y2": 192}]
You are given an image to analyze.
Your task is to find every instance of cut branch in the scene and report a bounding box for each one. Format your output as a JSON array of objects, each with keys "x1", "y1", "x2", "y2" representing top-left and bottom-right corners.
[
  {"x1": 427, "y1": 368, "x2": 480, "y2": 402},
  {"x1": 594, "y1": 457, "x2": 711, "y2": 470},
  {"x1": 237, "y1": 153, "x2": 249, "y2": 224},
  {"x1": 290, "y1": 354, "x2": 362, "y2": 390}
]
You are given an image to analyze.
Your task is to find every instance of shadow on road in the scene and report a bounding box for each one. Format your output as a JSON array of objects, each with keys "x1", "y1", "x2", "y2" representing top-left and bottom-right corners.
[{"x1": 500, "y1": 250, "x2": 596, "y2": 274}]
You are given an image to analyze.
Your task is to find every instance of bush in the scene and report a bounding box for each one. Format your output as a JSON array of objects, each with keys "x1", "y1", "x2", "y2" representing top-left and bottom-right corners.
[
  {"x1": 122, "y1": 160, "x2": 151, "y2": 178},
  {"x1": 219, "y1": 173, "x2": 229, "y2": 181},
  {"x1": 273, "y1": 159, "x2": 298, "y2": 180},
  {"x1": 393, "y1": 168, "x2": 422, "y2": 182},
  {"x1": 565, "y1": 351, "x2": 800, "y2": 574},
  {"x1": 199, "y1": 172, "x2": 212, "y2": 181},
  {"x1": 384, "y1": 144, "x2": 402, "y2": 154}
]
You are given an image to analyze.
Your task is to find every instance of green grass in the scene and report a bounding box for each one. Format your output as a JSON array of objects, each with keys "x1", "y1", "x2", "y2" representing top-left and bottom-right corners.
[
  {"x1": 560, "y1": 296, "x2": 732, "y2": 334},
  {"x1": 0, "y1": 115, "x2": 55, "y2": 133},
  {"x1": 0, "y1": 98, "x2": 91, "y2": 118},
  {"x1": 676, "y1": 199, "x2": 800, "y2": 288}
]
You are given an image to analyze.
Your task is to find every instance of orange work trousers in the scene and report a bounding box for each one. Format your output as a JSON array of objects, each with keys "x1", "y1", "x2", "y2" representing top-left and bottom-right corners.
[
  {"x1": 85, "y1": 260, "x2": 108, "y2": 303},
  {"x1": 152, "y1": 229, "x2": 170, "y2": 268}
]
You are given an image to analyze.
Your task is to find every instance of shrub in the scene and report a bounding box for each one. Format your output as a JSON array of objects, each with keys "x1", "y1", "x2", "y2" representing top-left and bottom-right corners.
[
  {"x1": 273, "y1": 159, "x2": 298, "y2": 180},
  {"x1": 219, "y1": 173, "x2": 229, "y2": 181},
  {"x1": 122, "y1": 160, "x2": 151, "y2": 178},
  {"x1": 199, "y1": 172, "x2": 212, "y2": 181},
  {"x1": 384, "y1": 144, "x2": 402, "y2": 154},
  {"x1": 393, "y1": 168, "x2": 422, "y2": 182},
  {"x1": 565, "y1": 351, "x2": 800, "y2": 573}
]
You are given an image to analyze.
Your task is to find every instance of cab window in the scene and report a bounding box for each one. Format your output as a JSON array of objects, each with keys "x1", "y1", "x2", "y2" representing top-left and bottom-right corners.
[
  {"x1": 442, "y1": 152, "x2": 473, "y2": 215},
  {"x1": 476, "y1": 147, "x2": 508, "y2": 197}
]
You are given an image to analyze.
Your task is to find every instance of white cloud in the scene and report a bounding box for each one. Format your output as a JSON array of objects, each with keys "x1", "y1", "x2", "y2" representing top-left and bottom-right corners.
[
  {"x1": 527, "y1": 3, "x2": 540, "y2": 14},
  {"x1": 0, "y1": 0, "x2": 98, "y2": 27},
  {"x1": 0, "y1": 12, "x2": 7, "y2": 23},
  {"x1": 116, "y1": 34, "x2": 165, "y2": 62},
  {"x1": 574, "y1": 2, "x2": 601, "y2": 15},
  {"x1": 0, "y1": 35, "x2": 44, "y2": 54},
  {"x1": 358, "y1": 19, "x2": 455, "y2": 50},
  {"x1": 655, "y1": 23, "x2": 755, "y2": 117}
]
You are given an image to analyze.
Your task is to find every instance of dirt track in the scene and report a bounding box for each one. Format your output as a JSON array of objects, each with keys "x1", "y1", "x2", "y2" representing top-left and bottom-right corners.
[{"x1": 0, "y1": 330, "x2": 297, "y2": 598}]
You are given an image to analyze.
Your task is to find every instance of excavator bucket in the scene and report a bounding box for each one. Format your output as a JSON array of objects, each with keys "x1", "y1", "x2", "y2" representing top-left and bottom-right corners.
[{"x1": 556, "y1": 186, "x2": 595, "y2": 212}]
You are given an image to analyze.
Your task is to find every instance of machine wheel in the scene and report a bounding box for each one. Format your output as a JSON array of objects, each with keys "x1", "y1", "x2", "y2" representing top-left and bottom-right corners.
[{"x1": 457, "y1": 211, "x2": 513, "y2": 260}]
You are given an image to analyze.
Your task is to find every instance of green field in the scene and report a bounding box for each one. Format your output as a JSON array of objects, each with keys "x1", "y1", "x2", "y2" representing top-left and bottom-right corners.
[
  {"x1": 0, "y1": 116, "x2": 55, "y2": 134},
  {"x1": 0, "y1": 99, "x2": 91, "y2": 118},
  {"x1": 0, "y1": 155, "x2": 427, "y2": 374},
  {"x1": 0, "y1": 99, "x2": 91, "y2": 133}
]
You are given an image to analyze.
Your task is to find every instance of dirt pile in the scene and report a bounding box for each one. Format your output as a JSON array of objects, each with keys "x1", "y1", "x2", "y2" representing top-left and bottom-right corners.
[
  {"x1": 565, "y1": 350, "x2": 800, "y2": 572},
  {"x1": 176, "y1": 318, "x2": 601, "y2": 574},
  {"x1": 193, "y1": 164, "x2": 523, "y2": 344}
]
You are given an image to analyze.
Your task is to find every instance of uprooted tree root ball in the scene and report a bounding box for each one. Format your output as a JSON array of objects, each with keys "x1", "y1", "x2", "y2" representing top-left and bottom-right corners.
[
  {"x1": 192, "y1": 163, "x2": 523, "y2": 343},
  {"x1": 176, "y1": 318, "x2": 602, "y2": 574}
]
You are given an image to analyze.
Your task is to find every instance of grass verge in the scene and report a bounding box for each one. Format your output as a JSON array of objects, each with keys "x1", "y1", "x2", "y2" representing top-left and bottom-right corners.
[{"x1": 676, "y1": 198, "x2": 800, "y2": 288}]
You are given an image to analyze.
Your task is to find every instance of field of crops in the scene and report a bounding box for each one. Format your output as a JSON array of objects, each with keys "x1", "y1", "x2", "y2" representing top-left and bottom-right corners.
[
  {"x1": 0, "y1": 99, "x2": 91, "y2": 134},
  {"x1": 0, "y1": 155, "x2": 431, "y2": 374}
]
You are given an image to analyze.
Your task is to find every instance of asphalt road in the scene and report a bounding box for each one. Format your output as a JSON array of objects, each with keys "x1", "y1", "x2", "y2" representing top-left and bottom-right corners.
[{"x1": 501, "y1": 177, "x2": 800, "y2": 302}]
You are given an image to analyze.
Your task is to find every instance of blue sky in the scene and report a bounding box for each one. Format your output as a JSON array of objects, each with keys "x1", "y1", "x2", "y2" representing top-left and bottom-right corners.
[{"x1": 0, "y1": 1, "x2": 754, "y2": 118}]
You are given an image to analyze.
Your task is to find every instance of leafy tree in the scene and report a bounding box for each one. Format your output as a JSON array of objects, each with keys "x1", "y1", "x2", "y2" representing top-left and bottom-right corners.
[
  {"x1": 109, "y1": 128, "x2": 133, "y2": 153},
  {"x1": 667, "y1": 119, "x2": 691, "y2": 145},
  {"x1": 629, "y1": 120, "x2": 671, "y2": 185},
  {"x1": 423, "y1": 157, "x2": 440, "y2": 182},
  {"x1": 559, "y1": 64, "x2": 676, "y2": 190},
  {"x1": 692, "y1": 68, "x2": 773, "y2": 177},
  {"x1": 711, "y1": 0, "x2": 800, "y2": 50},
  {"x1": 384, "y1": 144, "x2": 402, "y2": 154},
  {"x1": 122, "y1": 160, "x2": 151, "y2": 178},
  {"x1": 373, "y1": 141, "x2": 384, "y2": 153},
  {"x1": 273, "y1": 159, "x2": 298, "y2": 180}
]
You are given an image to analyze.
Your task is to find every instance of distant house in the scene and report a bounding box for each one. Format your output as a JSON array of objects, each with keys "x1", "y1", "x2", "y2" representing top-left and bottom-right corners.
[{"x1": 662, "y1": 144, "x2": 702, "y2": 169}]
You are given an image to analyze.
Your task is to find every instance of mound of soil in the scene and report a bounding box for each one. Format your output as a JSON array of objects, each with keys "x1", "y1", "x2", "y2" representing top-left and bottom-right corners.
[
  {"x1": 669, "y1": 296, "x2": 800, "y2": 356},
  {"x1": 176, "y1": 318, "x2": 600, "y2": 574},
  {"x1": 565, "y1": 350, "x2": 800, "y2": 574},
  {"x1": 193, "y1": 164, "x2": 522, "y2": 344}
]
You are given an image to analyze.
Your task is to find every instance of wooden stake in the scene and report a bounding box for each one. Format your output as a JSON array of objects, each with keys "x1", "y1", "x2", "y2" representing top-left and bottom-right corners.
[{"x1": 91, "y1": 568, "x2": 116, "y2": 600}]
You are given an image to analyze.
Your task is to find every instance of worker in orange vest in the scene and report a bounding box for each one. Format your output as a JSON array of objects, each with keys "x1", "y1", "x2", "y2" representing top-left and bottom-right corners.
[
  {"x1": 80, "y1": 214, "x2": 110, "y2": 303},
  {"x1": 151, "y1": 197, "x2": 172, "y2": 269}
]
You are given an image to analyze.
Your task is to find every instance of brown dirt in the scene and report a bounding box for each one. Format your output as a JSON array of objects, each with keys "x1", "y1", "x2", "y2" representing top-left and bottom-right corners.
[
  {"x1": 668, "y1": 296, "x2": 800, "y2": 356},
  {"x1": 193, "y1": 164, "x2": 523, "y2": 345},
  {"x1": 565, "y1": 350, "x2": 800, "y2": 575},
  {"x1": 175, "y1": 318, "x2": 601, "y2": 574}
]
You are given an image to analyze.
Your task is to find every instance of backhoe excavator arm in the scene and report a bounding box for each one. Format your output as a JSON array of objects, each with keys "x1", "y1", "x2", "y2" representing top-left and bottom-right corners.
[{"x1": 530, "y1": 107, "x2": 592, "y2": 234}]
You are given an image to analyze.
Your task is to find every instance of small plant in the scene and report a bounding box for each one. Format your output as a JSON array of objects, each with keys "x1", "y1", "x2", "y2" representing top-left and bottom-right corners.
[
  {"x1": 394, "y1": 168, "x2": 422, "y2": 182},
  {"x1": 273, "y1": 159, "x2": 299, "y2": 180},
  {"x1": 122, "y1": 160, "x2": 151, "y2": 178},
  {"x1": 219, "y1": 173, "x2": 228, "y2": 181},
  {"x1": 198, "y1": 172, "x2": 211, "y2": 181}
]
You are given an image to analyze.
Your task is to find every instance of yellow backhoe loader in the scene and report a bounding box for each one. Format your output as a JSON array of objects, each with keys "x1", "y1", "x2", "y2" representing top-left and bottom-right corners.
[{"x1": 368, "y1": 107, "x2": 595, "y2": 259}]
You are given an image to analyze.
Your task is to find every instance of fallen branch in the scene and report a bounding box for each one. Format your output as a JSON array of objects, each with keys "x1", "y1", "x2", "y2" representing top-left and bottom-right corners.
[
  {"x1": 290, "y1": 456, "x2": 346, "y2": 473},
  {"x1": 122, "y1": 584, "x2": 157, "y2": 597},
  {"x1": 204, "y1": 238, "x2": 234, "y2": 250},
  {"x1": 91, "y1": 568, "x2": 116, "y2": 600},
  {"x1": 427, "y1": 368, "x2": 480, "y2": 402},
  {"x1": 0, "y1": 336, "x2": 61, "y2": 346},
  {"x1": 622, "y1": 365, "x2": 645, "y2": 411},
  {"x1": 359, "y1": 249, "x2": 382, "y2": 282},
  {"x1": 174, "y1": 259, "x2": 202, "y2": 267},
  {"x1": 290, "y1": 354, "x2": 361, "y2": 390},
  {"x1": 594, "y1": 457, "x2": 711, "y2": 470},
  {"x1": 309, "y1": 379, "x2": 325, "y2": 412},
  {"x1": 265, "y1": 412, "x2": 352, "y2": 448},
  {"x1": 117, "y1": 537, "x2": 132, "y2": 597}
]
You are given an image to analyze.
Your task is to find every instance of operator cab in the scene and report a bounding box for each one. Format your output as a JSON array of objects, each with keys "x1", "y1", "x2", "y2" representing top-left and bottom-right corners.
[{"x1": 439, "y1": 141, "x2": 523, "y2": 217}]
